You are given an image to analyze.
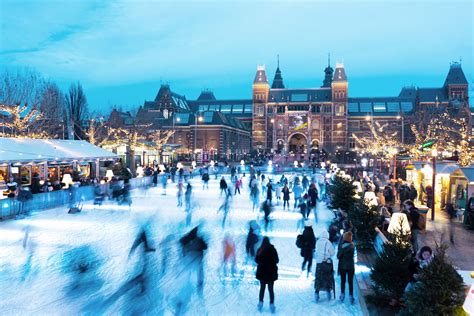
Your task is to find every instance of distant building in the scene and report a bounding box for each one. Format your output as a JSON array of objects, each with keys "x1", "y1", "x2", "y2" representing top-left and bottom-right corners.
[{"x1": 107, "y1": 61, "x2": 471, "y2": 163}]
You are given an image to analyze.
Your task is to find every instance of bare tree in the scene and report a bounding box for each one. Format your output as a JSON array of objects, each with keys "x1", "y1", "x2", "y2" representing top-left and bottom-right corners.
[
  {"x1": 0, "y1": 68, "x2": 45, "y2": 108},
  {"x1": 65, "y1": 82, "x2": 89, "y2": 140},
  {"x1": 36, "y1": 81, "x2": 67, "y2": 138}
]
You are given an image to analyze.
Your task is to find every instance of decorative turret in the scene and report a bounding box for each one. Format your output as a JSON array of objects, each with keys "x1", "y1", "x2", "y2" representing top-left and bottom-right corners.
[
  {"x1": 252, "y1": 65, "x2": 270, "y2": 150},
  {"x1": 254, "y1": 65, "x2": 268, "y2": 84},
  {"x1": 271, "y1": 56, "x2": 285, "y2": 89},
  {"x1": 322, "y1": 54, "x2": 334, "y2": 87},
  {"x1": 333, "y1": 63, "x2": 347, "y2": 82},
  {"x1": 444, "y1": 62, "x2": 468, "y2": 101}
]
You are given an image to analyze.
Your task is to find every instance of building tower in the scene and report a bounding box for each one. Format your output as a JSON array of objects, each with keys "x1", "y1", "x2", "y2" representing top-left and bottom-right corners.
[
  {"x1": 330, "y1": 63, "x2": 348, "y2": 151},
  {"x1": 322, "y1": 54, "x2": 334, "y2": 88},
  {"x1": 271, "y1": 56, "x2": 285, "y2": 89},
  {"x1": 252, "y1": 65, "x2": 270, "y2": 151}
]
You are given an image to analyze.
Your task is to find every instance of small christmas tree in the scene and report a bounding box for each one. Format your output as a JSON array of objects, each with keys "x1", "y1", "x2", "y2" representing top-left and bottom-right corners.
[
  {"x1": 400, "y1": 245, "x2": 466, "y2": 315},
  {"x1": 349, "y1": 200, "x2": 381, "y2": 249},
  {"x1": 369, "y1": 221, "x2": 412, "y2": 306},
  {"x1": 327, "y1": 174, "x2": 357, "y2": 212}
]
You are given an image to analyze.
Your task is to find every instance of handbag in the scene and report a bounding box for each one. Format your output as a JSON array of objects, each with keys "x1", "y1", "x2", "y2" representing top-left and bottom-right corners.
[{"x1": 320, "y1": 242, "x2": 333, "y2": 273}]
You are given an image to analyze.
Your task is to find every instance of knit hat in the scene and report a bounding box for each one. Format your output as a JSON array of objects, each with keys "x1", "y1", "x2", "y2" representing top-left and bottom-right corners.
[
  {"x1": 304, "y1": 219, "x2": 313, "y2": 227},
  {"x1": 343, "y1": 231, "x2": 353, "y2": 243}
]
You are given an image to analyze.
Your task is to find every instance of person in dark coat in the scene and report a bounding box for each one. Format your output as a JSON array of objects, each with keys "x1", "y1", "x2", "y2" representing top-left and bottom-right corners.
[
  {"x1": 337, "y1": 232, "x2": 355, "y2": 304},
  {"x1": 282, "y1": 183, "x2": 290, "y2": 210},
  {"x1": 307, "y1": 183, "x2": 319, "y2": 222},
  {"x1": 383, "y1": 185, "x2": 394, "y2": 206},
  {"x1": 300, "y1": 220, "x2": 316, "y2": 277},
  {"x1": 408, "y1": 183, "x2": 418, "y2": 201},
  {"x1": 255, "y1": 236, "x2": 279, "y2": 313},
  {"x1": 180, "y1": 226, "x2": 208, "y2": 294},
  {"x1": 219, "y1": 176, "x2": 228, "y2": 196},
  {"x1": 266, "y1": 181, "x2": 273, "y2": 203},
  {"x1": 246, "y1": 220, "x2": 260, "y2": 264},
  {"x1": 30, "y1": 173, "x2": 41, "y2": 194}
]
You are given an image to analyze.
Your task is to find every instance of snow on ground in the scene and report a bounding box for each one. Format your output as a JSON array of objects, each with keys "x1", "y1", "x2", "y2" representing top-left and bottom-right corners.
[{"x1": 0, "y1": 174, "x2": 363, "y2": 315}]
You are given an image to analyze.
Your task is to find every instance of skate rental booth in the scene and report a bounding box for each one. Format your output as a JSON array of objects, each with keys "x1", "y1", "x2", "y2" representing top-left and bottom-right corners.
[{"x1": 0, "y1": 138, "x2": 118, "y2": 197}]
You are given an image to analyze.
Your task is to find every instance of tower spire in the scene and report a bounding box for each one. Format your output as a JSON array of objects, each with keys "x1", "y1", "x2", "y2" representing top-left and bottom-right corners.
[
  {"x1": 328, "y1": 52, "x2": 330, "y2": 67},
  {"x1": 277, "y1": 54, "x2": 280, "y2": 68}
]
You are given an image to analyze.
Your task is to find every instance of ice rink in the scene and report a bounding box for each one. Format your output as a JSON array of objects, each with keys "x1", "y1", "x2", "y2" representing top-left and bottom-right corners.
[{"x1": 0, "y1": 174, "x2": 364, "y2": 315}]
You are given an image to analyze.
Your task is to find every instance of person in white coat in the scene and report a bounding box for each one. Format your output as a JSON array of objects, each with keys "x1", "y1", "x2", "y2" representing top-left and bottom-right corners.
[{"x1": 314, "y1": 230, "x2": 335, "y2": 302}]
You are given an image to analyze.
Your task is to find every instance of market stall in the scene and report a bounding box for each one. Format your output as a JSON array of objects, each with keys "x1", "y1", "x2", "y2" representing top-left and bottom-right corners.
[{"x1": 0, "y1": 138, "x2": 118, "y2": 197}]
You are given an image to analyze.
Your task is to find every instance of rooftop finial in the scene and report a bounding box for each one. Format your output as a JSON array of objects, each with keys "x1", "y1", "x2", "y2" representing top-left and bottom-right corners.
[
  {"x1": 277, "y1": 54, "x2": 280, "y2": 68},
  {"x1": 328, "y1": 52, "x2": 330, "y2": 67}
]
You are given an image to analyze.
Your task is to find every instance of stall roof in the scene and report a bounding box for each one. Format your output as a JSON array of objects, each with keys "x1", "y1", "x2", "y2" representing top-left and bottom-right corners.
[
  {"x1": 460, "y1": 167, "x2": 474, "y2": 182},
  {"x1": 0, "y1": 138, "x2": 117, "y2": 163},
  {"x1": 437, "y1": 164, "x2": 460, "y2": 175}
]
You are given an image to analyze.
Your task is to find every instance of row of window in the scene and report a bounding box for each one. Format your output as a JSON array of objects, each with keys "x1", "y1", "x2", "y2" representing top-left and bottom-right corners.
[
  {"x1": 198, "y1": 104, "x2": 253, "y2": 114},
  {"x1": 348, "y1": 101, "x2": 413, "y2": 113}
]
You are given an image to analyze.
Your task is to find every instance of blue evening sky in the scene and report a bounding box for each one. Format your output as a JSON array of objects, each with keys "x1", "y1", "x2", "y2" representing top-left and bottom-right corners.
[{"x1": 1, "y1": 0, "x2": 472, "y2": 113}]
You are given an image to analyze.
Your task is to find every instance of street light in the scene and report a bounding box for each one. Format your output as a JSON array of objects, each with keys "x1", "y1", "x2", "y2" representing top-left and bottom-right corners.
[
  {"x1": 270, "y1": 118, "x2": 276, "y2": 152},
  {"x1": 396, "y1": 115, "x2": 405, "y2": 144},
  {"x1": 431, "y1": 148, "x2": 438, "y2": 221},
  {"x1": 194, "y1": 114, "x2": 203, "y2": 161},
  {"x1": 173, "y1": 116, "x2": 180, "y2": 144}
]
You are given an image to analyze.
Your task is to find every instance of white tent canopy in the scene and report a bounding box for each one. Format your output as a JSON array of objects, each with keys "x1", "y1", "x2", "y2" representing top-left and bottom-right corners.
[{"x1": 0, "y1": 138, "x2": 117, "y2": 163}]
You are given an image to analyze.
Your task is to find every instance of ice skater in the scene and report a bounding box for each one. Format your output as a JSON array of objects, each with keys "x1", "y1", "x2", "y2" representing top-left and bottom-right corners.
[
  {"x1": 177, "y1": 179, "x2": 184, "y2": 207},
  {"x1": 246, "y1": 220, "x2": 260, "y2": 266},
  {"x1": 180, "y1": 225, "x2": 208, "y2": 295},
  {"x1": 218, "y1": 188, "x2": 232, "y2": 228},
  {"x1": 185, "y1": 182, "x2": 193, "y2": 226},
  {"x1": 222, "y1": 234, "x2": 237, "y2": 277},
  {"x1": 255, "y1": 237, "x2": 279, "y2": 314}
]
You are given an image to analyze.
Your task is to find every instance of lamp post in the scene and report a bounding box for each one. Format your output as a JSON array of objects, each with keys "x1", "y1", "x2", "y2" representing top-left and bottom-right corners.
[
  {"x1": 270, "y1": 118, "x2": 275, "y2": 152},
  {"x1": 173, "y1": 116, "x2": 180, "y2": 144},
  {"x1": 194, "y1": 114, "x2": 203, "y2": 161},
  {"x1": 390, "y1": 148, "x2": 398, "y2": 180},
  {"x1": 396, "y1": 115, "x2": 405, "y2": 144},
  {"x1": 431, "y1": 148, "x2": 438, "y2": 221}
]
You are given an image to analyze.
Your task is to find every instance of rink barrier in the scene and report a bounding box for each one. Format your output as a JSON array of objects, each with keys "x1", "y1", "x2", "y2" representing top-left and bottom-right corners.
[{"x1": 0, "y1": 176, "x2": 154, "y2": 220}]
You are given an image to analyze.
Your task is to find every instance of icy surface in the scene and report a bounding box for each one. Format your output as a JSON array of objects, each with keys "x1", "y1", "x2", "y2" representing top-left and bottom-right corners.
[{"x1": 0, "y1": 175, "x2": 363, "y2": 315}]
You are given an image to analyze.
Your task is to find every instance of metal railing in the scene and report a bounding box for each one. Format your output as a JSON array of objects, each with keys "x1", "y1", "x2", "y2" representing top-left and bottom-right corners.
[{"x1": 0, "y1": 176, "x2": 154, "y2": 220}]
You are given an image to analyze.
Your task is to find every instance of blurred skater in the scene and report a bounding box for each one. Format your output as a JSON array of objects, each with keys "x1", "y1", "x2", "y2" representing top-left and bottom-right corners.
[{"x1": 179, "y1": 225, "x2": 208, "y2": 295}]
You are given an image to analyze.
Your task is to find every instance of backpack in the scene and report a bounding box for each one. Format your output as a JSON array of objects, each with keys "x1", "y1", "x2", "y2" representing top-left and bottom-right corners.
[{"x1": 296, "y1": 234, "x2": 304, "y2": 248}]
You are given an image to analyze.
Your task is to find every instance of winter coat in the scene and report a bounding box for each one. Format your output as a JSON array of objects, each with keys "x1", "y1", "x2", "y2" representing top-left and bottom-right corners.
[
  {"x1": 220, "y1": 179, "x2": 228, "y2": 189},
  {"x1": 266, "y1": 184, "x2": 273, "y2": 200},
  {"x1": 315, "y1": 231, "x2": 335, "y2": 263},
  {"x1": 300, "y1": 226, "x2": 316, "y2": 258},
  {"x1": 282, "y1": 187, "x2": 290, "y2": 200},
  {"x1": 337, "y1": 241, "x2": 355, "y2": 272},
  {"x1": 246, "y1": 228, "x2": 259, "y2": 255},
  {"x1": 308, "y1": 187, "x2": 318, "y2": 207},
  {"x1": 255, "y1": 245, "x2": 279, "y2": 282},
  {"x1": 180, "y1": 228, "x2": 208, "y2": 261}
]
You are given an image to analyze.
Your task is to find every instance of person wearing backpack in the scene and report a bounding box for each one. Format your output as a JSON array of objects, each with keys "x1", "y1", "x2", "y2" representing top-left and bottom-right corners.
[
  {"x1": 405, "y1": 200, "x2": 421, "y2": 253},
  {"x1": 300, "y1": 220, "x2": 316, "y2": 277}
]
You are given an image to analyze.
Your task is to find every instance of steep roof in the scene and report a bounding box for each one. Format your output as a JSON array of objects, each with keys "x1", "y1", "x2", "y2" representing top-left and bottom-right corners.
[
  {"x1": 444, "y1": 62, "x2": 468, "y2": 86},
  {"x1": 197, "y1": 91, "x2": 216, "y2": 101},
  {"x1": 167, "y1": 111, "x2": 249, "y2": 131},
  {"x1": 253, "y1": 66, "x2": 268, "y2": 84},
  {"x1": 333, "y1": 63, "x2": 347, "y2": 82},
  {"x1": 398, "y1": 86, "x2": 417, "y2": 99},
  {"x1": 417, "y1": 87, "x2": 449, "y2": 102},
  {"x1": 271, "y1": 67, "x2": 285, "y2": 89},
  {"x1": 153, "y1": 84, "x2": 190, "y2": 111}
]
